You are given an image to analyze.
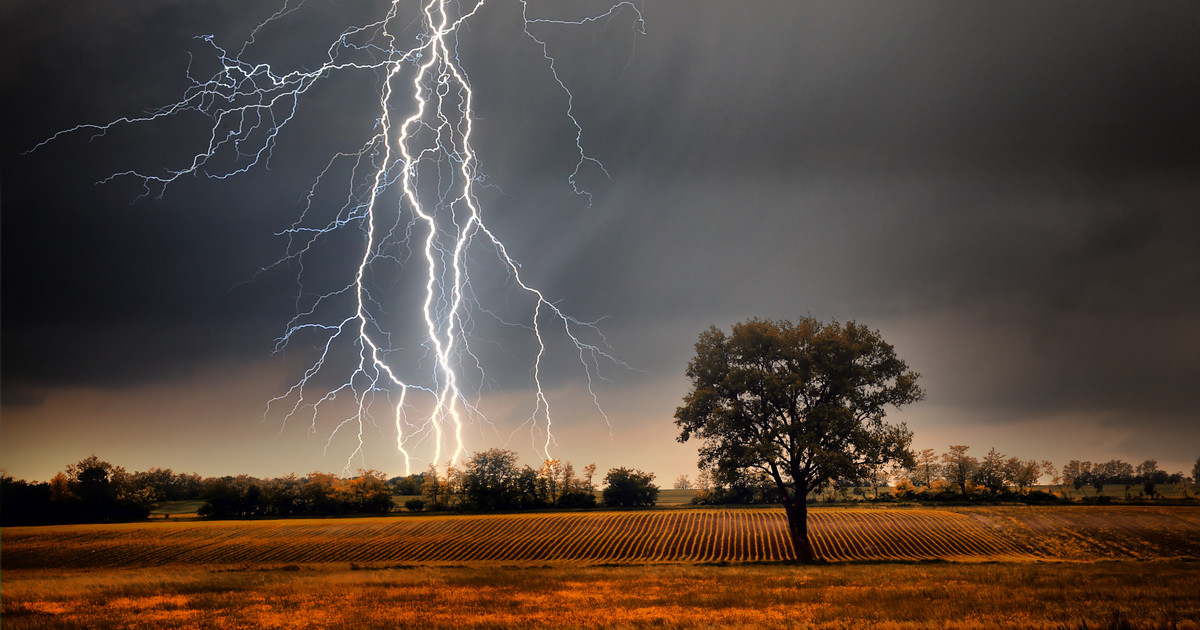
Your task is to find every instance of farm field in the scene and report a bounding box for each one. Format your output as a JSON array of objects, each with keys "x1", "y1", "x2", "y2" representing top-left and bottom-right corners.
[
  {"x1": 4, "y1": 505, "x2": 1199, "y2": 569},
  {"x1": 4, "y1": 506, "x2": 1199, "y2": 628}
]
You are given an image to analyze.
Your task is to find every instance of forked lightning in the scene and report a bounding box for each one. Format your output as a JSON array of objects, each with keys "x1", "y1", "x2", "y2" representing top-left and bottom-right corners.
[{"x1": 29, "y1": 0, "x2": 643, "y2": 474}]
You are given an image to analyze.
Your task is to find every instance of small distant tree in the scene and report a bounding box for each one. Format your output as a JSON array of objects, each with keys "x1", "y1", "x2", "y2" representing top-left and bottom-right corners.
[
  {"x1": 912, "y1": 448, "x2": 939, "y2": 488},
  {"x1": 175, "y1": 472, "x2": 204, "y2": 500},
  {"x1": 1089, "y1": 461, "x2": 1111, "y2": 496},
  {"x1": 583, "y1": 464, "x2": 597, "y2": 490},
  {"x1": 538, "y1": 459, "x2": 564, "y2": 505},
  {"x1": 348, "y1": 470, "x2": 392, "y2": 513},
  {"x1": 892, "y1": 477, "x2": 918, "y2": 500},
  {"x1": 1042, "y1": 460, "x2": 1060, "y2": 496},
  {"x1": 673, "y1": 475, "x2": 691, "y2": 490},
  {"x1": 692, "y1": 469, "x2": 717, "y2": 504},
  {"x1": 1136, "y1": 460, "x2": 1169, "y2": 499},
  {"x1": 1112, "y1": 460, "x2": 1136, "y2": 498},
  {"x1": 1062, "y1": 460, "x2": 1092, "y2": 497},
  {"x1": 265, "y1": 474, "x2": 305, "y2": 516},
  {"x1": 555, "y1": 462, "x2": 597, "y2": 508},
  {"x1": 130, "y1": 468, "x2": 176, "y2": 503},
  {"x1": 302, "y1": 472, "x2": 346, "y2": 514},
  {"x1": 941, "y1": 445, "x2": 977, "y2": 498},
  {"x1": 460, "y1": 449, "x2": 523, "y2": 511},
  {"x1": 973, "y1": 448, "x2": 1008, "y2": 494},
  {"x1": 1190, "y1": 456, "x2": 1200, "y2": 498},
  {"x1": 389, "y1": 473, "x2": 427, "y2": 496},
  {"x1": 49, "y1": 472, "x2": 75, "y2": 505},
  {"x1": 1090, "y1": 460, "x2": 1133, "y2": 498},
  {"x1": 1004, "y1": 458, "x2": 1041, "y2": 494},
  {"x1": 602, "y1": 468, "x2": 658, "y2": 507},
  {"x1": 200, "y1": 475, "x2": 268, "y2": 518},
  {"x1": 865, "y1": 462, "x2": 899, "y2": 499},
  {"x1": 0, "y1": 474, "x2": 53, "y2": 525},
  {"x1": 515, "y1": 465, "x2": 542, "y2": 509},
  {"x1": 66, "y1": 455, "x2": 150, "y2": 521},
  {"x1": 420, "y1": 465, "x2": 453, "y2": 510}
]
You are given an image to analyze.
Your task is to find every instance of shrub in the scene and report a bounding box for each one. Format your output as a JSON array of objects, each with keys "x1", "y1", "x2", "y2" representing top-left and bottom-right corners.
[
  {"x1": 602, "y1": 468, "x2": 658, "y2": 507},
  {"x1": 1020, "y1": 490, "x2": 1060, "y2": 504},
  {"x1": 556, "y1": 489, "x2": 597, "y2": 508}
]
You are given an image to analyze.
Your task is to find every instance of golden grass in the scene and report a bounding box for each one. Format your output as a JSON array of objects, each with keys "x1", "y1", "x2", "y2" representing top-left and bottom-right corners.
[{"x1": 3, "y1": 561, "x2": 1199, "y2": 629}]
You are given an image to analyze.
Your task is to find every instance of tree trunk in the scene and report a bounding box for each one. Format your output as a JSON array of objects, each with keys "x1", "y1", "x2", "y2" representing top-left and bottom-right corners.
[{"x1": 783, "y1": 501, "x2": 815, "y2": 562}]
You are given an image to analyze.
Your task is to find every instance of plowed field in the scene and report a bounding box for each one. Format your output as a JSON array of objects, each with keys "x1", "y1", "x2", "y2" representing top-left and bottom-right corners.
[{"x1": 4, "y1": 506, "x2": 1198, "y2": 569}]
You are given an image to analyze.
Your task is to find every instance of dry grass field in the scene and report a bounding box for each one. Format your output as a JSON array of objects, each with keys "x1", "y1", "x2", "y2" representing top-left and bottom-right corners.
[
  {"x1": 4, "y1": 561, "x2": 1199, "y2": 629},
  {"x1": 4, "y1": 505, "x2": 1199, "y2": 628}
]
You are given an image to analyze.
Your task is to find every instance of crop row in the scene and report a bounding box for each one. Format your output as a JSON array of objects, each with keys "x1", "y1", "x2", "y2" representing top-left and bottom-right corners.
[{"x1": 4, "y1": 507, "x2": 1197, "y2": 569}]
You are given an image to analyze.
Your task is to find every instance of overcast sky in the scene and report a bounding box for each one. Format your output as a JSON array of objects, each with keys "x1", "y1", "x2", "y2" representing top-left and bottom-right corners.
[{"x1": 3, "y1": 1, "x2": 1199, "y2": 482}]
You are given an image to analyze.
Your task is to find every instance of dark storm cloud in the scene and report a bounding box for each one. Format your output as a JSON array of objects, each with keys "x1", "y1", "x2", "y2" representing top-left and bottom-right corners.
[
  {"x1": 4, "y1": 0, "x2": 1199, "y2": 455},
  {"x1": 2, "y1": 1, "x2": 393, "y2": 391},
  {"x1": 515, "y1": 1, "x2": 1200, "y2": 431},
  {"x1": 586, "y1": 2, "x2": 1200, "y2": 175}
]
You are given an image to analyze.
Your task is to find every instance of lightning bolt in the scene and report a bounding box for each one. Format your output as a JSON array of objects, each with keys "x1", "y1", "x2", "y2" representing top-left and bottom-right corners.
[{"x1": 29, "y1": 0, "x2": 644, "y2": 475}]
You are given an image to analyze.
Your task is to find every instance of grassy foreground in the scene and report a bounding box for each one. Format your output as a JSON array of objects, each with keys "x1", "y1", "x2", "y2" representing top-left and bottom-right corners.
[{"x1": 4, "y1": 561, "x2": 1199, "y2": 629}]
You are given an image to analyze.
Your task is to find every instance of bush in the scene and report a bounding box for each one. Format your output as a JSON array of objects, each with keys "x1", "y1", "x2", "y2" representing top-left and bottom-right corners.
[
  {"x1": 602, "y1": 468, "x2": 658, "y2": 507},
  {"x1": 556, "y1": 489, "x2": 597, "y2": 508},
  {"x1": 404, "y1": 498, "x2": 427, "y2": 512},
  {"x1": 1020, "y1": 490, "x2": 1060, "y2": 504}
]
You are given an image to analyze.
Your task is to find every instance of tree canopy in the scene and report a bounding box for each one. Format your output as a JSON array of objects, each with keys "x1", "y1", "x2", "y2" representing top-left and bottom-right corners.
[
  {"x1": 602, "y1": 467, "x2": 659, "y2": 507},
  {"x1": 674, "y1": 317, "x2": 923, "y2": 561}
]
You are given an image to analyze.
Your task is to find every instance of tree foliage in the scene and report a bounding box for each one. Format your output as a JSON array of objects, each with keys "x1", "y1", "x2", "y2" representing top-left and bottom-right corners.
[
  {"x1": 674, "y1": 318, "x2": 922, "y2": 561},
  {"x1": 912, "y1": 448, "x2": 939, "y2": 487},
  {"x1": 1062, "y1": 460, "x2": 1092, "y2": 495},
  {"x1": 1004, "y1": 458, "x2": 1042, "y2": 493},
  {"x1": 973, "y1": 448, "x2": 1008, "y2": 494},
  {"x1": 1, "y1": 455, "x2": 151, "y2": 525},
  {"x1": 198, "y1": 470, "x2": 393, "y2": 518},
  {"x1": 460, "y1": 448, "x2": 524, "y2": 511},
  {"x1": 940, "y1": 445, "x2": 977, "y2": 498},
  {"x1": 1136, "y1": 460, "x2": 1169, "y2": 498},
  {"x1": 602, "y1": 468, "x2": 658, "y2": 507}
]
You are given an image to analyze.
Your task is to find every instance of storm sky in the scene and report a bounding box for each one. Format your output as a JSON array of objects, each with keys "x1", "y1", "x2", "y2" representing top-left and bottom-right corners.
[{"x1": 3, "y1": 1, "x2": 1199, "y2": 482}]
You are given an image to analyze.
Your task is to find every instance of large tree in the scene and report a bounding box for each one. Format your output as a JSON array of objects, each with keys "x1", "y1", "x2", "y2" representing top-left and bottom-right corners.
[{"x1": 674, "y1": 318, "x2": 923, "y2": 562}]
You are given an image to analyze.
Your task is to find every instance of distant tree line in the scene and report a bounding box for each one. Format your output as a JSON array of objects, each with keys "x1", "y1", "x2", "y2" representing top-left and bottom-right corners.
[
  {"x1": 1058, "y1": 458, "x2": 1188, "y2": 500},
  {"x1": 409, "y1": 448, "x2": 657, "y2": 512},
  {"x1": 892, "y1": 446, "x2": 1058, "y2": 502},
  {"x1": 1, "y1": 450, "x2": 660, "y2": 525},
  {"x1": 687, "y1": 447, "x2": 1198, "y2": 506},
  {"x1": 196, "y1": 470, "x2": 394, "y2": 518},
  {"x1": 1, "y1": 455, "x2": 202, "y2": 525}
]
